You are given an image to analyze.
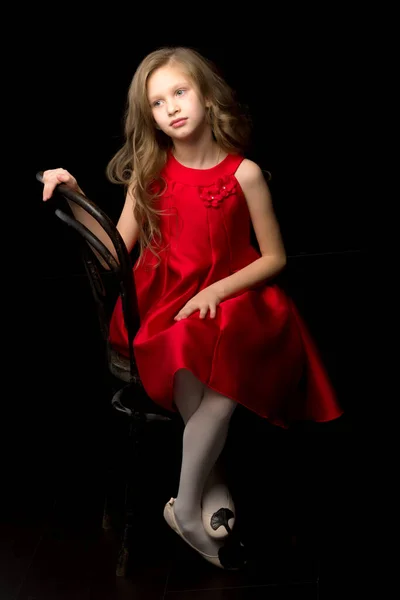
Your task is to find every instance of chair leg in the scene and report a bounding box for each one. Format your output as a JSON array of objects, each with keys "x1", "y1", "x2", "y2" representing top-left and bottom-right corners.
[
  {"x1": 116, "y1": 460, "x2": 133, "y2": 578},
  {"x1": 102, "y1": 495, "x2": 112, "y2": 531},
  {"x1": 115, "y1": 417, "x2": 143, "y2": 577},
  {"x1": 101, "y1": 416, "x2": 116, "y2": 532},
  {"x1": 116, "y1": 510, "x2": 131, "y2": 577}
]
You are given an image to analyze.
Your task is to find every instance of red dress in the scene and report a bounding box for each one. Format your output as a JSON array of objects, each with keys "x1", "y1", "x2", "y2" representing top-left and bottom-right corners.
[{"x1": 109, "y1": 153, "x2": 343, "y2": 428}]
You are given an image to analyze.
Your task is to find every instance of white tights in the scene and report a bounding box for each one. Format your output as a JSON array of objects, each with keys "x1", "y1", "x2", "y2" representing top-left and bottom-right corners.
[{"x1": 172, "y1": 369, "x2": 236, "y2": 554}]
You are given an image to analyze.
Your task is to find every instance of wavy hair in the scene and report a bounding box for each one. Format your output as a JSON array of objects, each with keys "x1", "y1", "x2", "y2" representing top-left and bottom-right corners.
[{"x1": 106, "y1": 46, "x2": 252, "y2": 267}]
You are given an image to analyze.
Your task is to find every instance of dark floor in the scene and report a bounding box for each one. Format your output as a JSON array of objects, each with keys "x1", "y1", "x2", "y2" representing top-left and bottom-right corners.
[
  {"x1": 3, "y1": 249, "x2": 362, "y2": 599},
  {"x1": 2, "y1": 452, "x2": 353, "y2": 600}
]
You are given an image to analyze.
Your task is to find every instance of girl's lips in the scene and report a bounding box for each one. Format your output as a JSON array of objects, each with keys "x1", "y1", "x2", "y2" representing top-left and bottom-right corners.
[{"x1": 171, "y1": 118, "x2": 188, "y2": 128}]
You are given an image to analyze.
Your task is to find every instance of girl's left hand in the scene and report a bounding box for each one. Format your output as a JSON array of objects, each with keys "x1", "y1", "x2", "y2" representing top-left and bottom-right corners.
[{"x1": 174, "y1": 287, "x2": 222, "y2": 321}]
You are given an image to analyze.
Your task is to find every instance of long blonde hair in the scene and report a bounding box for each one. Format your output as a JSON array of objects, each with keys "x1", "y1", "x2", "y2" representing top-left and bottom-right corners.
[{"x1": 106, "y1": 46, "x2": 252, "y2": 266}]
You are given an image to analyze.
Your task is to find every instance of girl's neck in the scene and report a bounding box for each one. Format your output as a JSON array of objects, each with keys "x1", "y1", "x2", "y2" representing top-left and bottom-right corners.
[{"x1": 172, "y1": 138, "x2": 223, "y2": 170}]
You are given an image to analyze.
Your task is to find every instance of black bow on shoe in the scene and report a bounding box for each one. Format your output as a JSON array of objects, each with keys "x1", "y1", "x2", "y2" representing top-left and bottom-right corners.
[{"x1": 210, "y1": 507, "x2": 235, "y2": 535}]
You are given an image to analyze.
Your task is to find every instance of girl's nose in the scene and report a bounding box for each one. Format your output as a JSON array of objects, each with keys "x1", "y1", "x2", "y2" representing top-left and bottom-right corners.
[{"x1": 167, "y1": 102, "x2": 179, "y2": 116}]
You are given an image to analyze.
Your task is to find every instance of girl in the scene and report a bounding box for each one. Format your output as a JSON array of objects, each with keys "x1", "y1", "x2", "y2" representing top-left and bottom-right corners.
[{"x1": 42, "y1": 46, "x2": 343, "y2": 569}]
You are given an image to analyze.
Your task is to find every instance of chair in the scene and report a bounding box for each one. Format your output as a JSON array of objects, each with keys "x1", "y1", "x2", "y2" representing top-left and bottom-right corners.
[{"x1": 36, "y1": 172, "x2": 176, "y2": 576}]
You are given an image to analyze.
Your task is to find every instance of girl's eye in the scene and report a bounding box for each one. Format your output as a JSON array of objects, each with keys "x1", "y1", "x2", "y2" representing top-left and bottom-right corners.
[{"x1": 152, "y1": 89, "x2": 185, "y2": 107}]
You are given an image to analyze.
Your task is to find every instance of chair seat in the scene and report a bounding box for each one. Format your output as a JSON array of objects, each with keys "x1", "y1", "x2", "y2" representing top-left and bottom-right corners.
[
  {"x1": 109, "y1": 347, "x2": 139, "y2": 383},
  {"x1": 108, "y1": 345, "x2": 174, "y2": 422}
]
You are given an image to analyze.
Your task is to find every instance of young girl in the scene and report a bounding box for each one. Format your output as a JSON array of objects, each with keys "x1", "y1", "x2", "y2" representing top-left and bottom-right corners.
[{"x1": 42, "y1": 46, "x2": 343, "y2": 569}]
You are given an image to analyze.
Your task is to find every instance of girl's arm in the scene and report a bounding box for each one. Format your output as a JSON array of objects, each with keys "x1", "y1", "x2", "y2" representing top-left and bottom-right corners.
[{"x1": 210, "y1": 159, "x2": 287, "y2": 301}]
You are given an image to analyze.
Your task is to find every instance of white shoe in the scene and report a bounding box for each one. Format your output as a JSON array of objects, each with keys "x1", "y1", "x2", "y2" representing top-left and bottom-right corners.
[{"x1": 163, "y1": 498, "x2": 228, "y2": 569}]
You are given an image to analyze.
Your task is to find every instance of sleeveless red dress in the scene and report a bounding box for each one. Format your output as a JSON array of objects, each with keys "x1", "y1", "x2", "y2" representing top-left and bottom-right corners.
[{"x1": 109, "y1": 153, "x2": 343, "y2": 428}]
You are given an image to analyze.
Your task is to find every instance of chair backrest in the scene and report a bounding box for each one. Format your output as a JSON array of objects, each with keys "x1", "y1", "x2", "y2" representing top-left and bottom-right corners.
[
  {"x1": 36, "y1": 171, "x2": 140, "y2": 383},
  {"x1": 37, "y1": 171, "x2": 175, "y2": 423}
]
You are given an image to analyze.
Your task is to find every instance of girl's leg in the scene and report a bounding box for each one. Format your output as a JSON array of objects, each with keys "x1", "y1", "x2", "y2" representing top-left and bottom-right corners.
[
  {"x1": 172, "y1": 380, "x2": 237, "y2": 555},
  {"x1": 174, "y1": 370, "x2": 234, "y2": 524},
  {"x1": 173, "y1": 369, "x2": 205, "y2": 424}
]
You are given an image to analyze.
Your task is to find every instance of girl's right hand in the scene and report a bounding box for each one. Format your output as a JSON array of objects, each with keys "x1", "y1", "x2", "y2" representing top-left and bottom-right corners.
[{"x1": 42, "y1": 168, "x2": 82, "y2": 201}]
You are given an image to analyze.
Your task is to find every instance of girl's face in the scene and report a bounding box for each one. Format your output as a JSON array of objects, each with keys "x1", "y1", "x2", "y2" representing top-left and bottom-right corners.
[{"x1": 147, "y1": 64, "x2": 208, "y2": 141}]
